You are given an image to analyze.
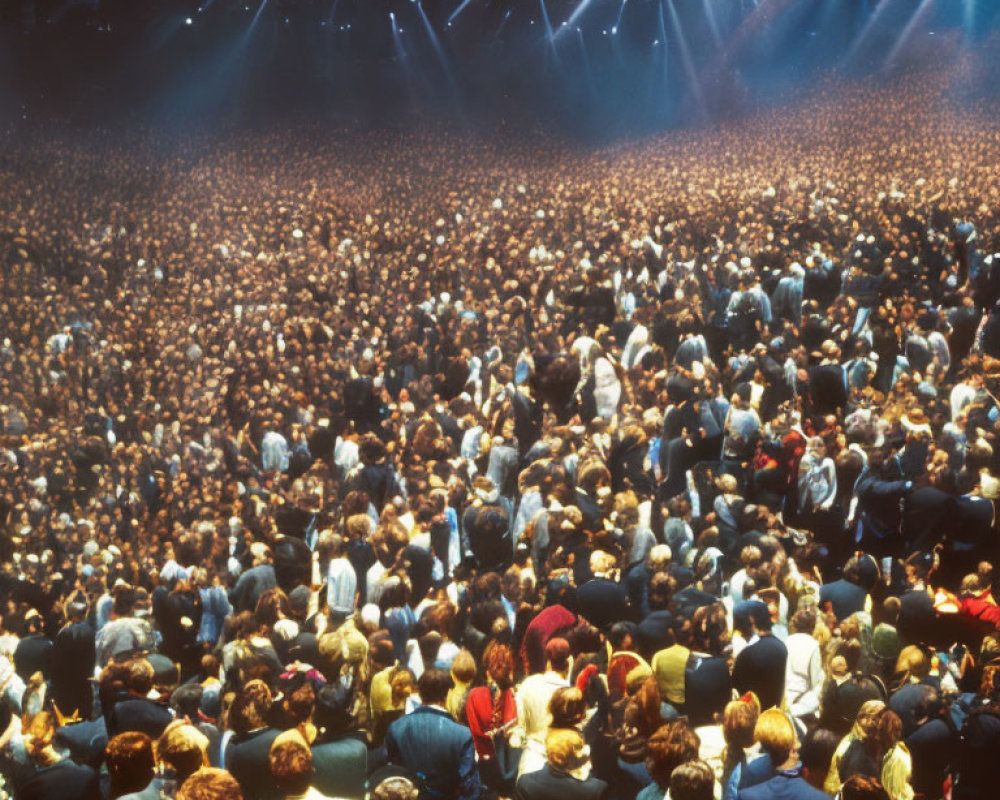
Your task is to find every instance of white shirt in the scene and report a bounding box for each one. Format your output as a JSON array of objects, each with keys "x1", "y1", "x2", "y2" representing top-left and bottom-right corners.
[
  {"x1": 514, "y1": 671, "x2": 569, "y2": 777},
  {"x1": 784, "y1": 632, "x2": 824, "y2": 718}
]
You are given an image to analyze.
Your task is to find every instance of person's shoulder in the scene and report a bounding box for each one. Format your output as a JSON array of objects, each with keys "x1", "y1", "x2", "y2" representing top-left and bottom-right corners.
[{"x1": 313, "y1": 735, "x2": 367, "y2": 757}]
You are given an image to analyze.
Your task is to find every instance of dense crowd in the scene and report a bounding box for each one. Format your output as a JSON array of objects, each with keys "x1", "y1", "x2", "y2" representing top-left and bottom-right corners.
[{"x1": 1, "y1": 70, "x2": 1000, "y2": 800}]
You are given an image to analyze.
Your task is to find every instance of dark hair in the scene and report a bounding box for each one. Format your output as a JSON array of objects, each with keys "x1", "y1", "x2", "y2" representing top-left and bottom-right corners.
[
  {"x1": 545, "y1": 637, "x2": 571, "y2": 672},
  {"x1": 416, "y1": 668, "x2": 453, "y2": 706},
  {"x1": 799, "y1": 727, "x2": 839, "y2": 778},
  {"x1": 608, "y1": 621, "x2": 638, "y2": 651},
  {"x1": 548, "y1": 687, "x2": 586, "y2": 729},
  {"x1": 668, "y1": 759, "x2": 715, "y2": 800},
  {"x1": 840, "y1": 775, "x2": 890, "y2": 800},
  {"x1": 106, "y1": 732, "x2": 155, "y2": 797},
  {"x1": 171, "y1": 684, "x2": 204, "y2": 721},
  {"x1": 314, "y1": 684, "x2": 355, "y2": 741}
]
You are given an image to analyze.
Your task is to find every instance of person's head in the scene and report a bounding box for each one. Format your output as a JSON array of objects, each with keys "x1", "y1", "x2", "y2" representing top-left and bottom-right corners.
[
  {"x1": 690, "y1": 603, "x2": 729, "y2": 655},
  {"x1": 668, "y1": 759, "x2": 715, "y2": 800},
  {"x1": 747, "y1": 600, "x2": 773, "y2": 634},
  {"x1": 126, "y1": 658, "x2": 155, "y2": 696},
  {"x1": 368, "y1": 770, "x2": 419, "y2": 800},
  {"x1": 545, "y1": 637, "x2": 572, "y2": 675},
  {"x1": 854, "y1": 699, "x2": 887, "y2": 738},
  {"x1": 799, "y1": 727, "x2": 839, "y2": 789},
  {"x1": 229, "y1": 680, "x2": 273, "y2": 736},
  {"x1": 871, "y1": 707, "x2": 903, "y2": 758},
  {"x1": 789, "y1": 607, "x2": 816, "y2": 636},
  {"x1": 645, "y1": 720, "x2": 701, "y2": 788},
  {"x1": 754, "y1": 709, "x2": 796, "y2": 764},
  {"x1": 608, "y1": 621, "x2": 637, "y2": 652},
  {"x1": 157, "y1": 721, "x2": 210, "y2": 782},
  {"x1": 281, "y1": 678, "x2": 316, "y2": 727},
  {"x1": 171, "y1": 684, "x2": 204, "y2": 722},
  {"x1": 894, "y1": 645, "x2": 929, "y2": 683},
  {"x1": 483, "y1": 640, "x2": 515, "y2": 690},
  {"x1": 840, "y1": 775, "x2": 891, "y2": 800},
  {"x1": 22, "y1": 710, "x2": 57, "y2": 764},
  {"x1": 177, "y1": 768, "x2": 244, "y2": 800},
  {"x1": 450, "y1": 649, "x2": 477, "y2": 686},
  {"x1": 105, "y1": 732, "x2": 155, "y2": 797},
  {"x1": 416, "y1": 667, "x2": 453, "y2": 706},
  {"x1": 544, "y1": 728, "x2": 590, "y2": 774},
  {"x1": 723, "y1": 698, "x2": 759, "y2": 757},
  {"x1": 548, "y1": 687, "x2": 587, "y2": 729},
  {"x1": 269, "y1": 730, "x2": 313, "y2": 797}
]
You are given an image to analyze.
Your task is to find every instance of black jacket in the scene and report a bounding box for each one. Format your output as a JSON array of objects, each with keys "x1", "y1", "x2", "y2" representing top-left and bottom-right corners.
[
  {"x1": 107, "y1": 695, "x2": 174, "y2": 739},
  {"x1": 733, "y1": 634, "x2": 788, "y2": 712},
  {"x1": 311, "y1": 736, "x2": 368, "y2": 800},
  {"x1": 225, "y1": 727, "x2": 282, "y2": 800},
  {"x1": 19, "y1": 760, "x2": 103, "y2": 800},
  {"x1": 576, "y1": 578, "x2": 631, "y2": 632},
  {"x1": 516, "y1": 764, "x2": 607, "y2": 800},
  {"x1": 49, "y1": 620, "x2": 96, "y2": 717}
]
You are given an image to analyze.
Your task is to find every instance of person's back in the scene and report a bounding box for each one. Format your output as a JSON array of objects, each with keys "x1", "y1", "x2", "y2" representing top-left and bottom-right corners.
[
  {"x1": 516, "y1": 763, "x2": 607, "y2": 800},
  {"x1": 737, "y1": 768, "x2": 829, "y2": 800},
  {"x1": 226, "y1": 680, "x2": 283, "y2": 800},
  {"x1": 108, "y1": 659, "x2": 175, "y2": 739},
  {"x1": 226, "y1": 727, "x2": 282, "y2": 800},
  {"x1": 384, "y1": 668, "x2": 483, "y2": 800},
  {"x1": 20, "y1": 759, "x2": 103, "y2": 800},
  {"x1": 820, "y1": 579, "x2": 867, "y2": 622},
  {"x1": 311, "y1": 736, "x2": 367, "y2": 799},
  {"x1": 733, "y1": 634, "x2": 787, "y2": 711}
]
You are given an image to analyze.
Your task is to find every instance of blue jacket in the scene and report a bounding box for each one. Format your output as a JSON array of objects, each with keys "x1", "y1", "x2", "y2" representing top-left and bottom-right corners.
[
  {"x1": 385, "y1": 706, "x2": 483, "y2": 800},
  {"x1": 737, "y1": 770, "x2": 829, "y2": 800}
]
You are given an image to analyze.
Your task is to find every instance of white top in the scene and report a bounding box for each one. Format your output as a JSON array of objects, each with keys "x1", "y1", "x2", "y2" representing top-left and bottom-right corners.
[{"x1": 784, "y1": 632, "x2": 824, "y2": 719}]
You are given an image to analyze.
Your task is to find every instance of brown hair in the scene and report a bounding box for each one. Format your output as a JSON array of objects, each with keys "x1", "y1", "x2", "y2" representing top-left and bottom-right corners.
[
  {"x1": 157, "y1": 722, "x2": 210, "y2": 782},
  {"x1": 229, "y1": 680, "x2": 273, "y2": 735},
  {"x1": 645, "y1": 720, "x2": 701, "y2": 787},
  {"x1": 628, "y1": 677, "x2": 663, "y2": 738},
  {"x1": 548, "y1": 687, "x2": 587, "y2": 729},
  {"x1": 177, "y1": 768, "x2": 245, "y2": 800},
  {"x1": 126, "y1": 658, "x2": 155, "y2": 695},
  {"x1": 482, "y1": 641, "x2": 515, "y2": 690},
  {"x1": 450, "y1": 649, "x2": 477, "y2": 684},
  {"x1": 840, "y1": 775, "x2": 890, "y2": 800},
  {"x1": 269, "y1": 732, "x2": 313, "y2": 796},
  {"x1": 722, "y1": 698, "x2": 759, "y2": 763},
  {"x1": 106, "y1": 732, "x2": 155, "y2": 797},
  {"x1": 669, "y1": 759, "x2": 715, "y2": 800}
]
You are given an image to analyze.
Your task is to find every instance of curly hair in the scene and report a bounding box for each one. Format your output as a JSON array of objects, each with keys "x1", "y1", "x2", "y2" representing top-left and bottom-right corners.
[{"x1": 645, "y1": 720, "x2": 701, "y2": 787}]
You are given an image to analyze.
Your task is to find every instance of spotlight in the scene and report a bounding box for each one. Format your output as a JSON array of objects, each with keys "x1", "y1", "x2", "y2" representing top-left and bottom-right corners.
[
  {"x1": 611, "y1": 26, "x2": 617, "y2": 34},
  {"x1": 185, "y1": 17, "x2": 193, "y2": 25}
]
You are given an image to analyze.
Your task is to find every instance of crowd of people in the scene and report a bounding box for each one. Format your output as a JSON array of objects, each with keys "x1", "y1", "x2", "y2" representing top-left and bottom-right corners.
[{"x1": 1, "y1": 69, "x2": 1000, "y2": 800}]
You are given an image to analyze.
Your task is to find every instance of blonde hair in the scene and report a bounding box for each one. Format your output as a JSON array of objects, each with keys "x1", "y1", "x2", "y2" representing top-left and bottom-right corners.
[
  {"x1": 156, "y1": 721, "x2": 210, "y2": 780},
  {"x1": 894, "y1": 645, "x2": 929, "y2": 682},
  {"x1": 450, "y1": 649, "x2": 477, "y2": 684},
  {"x1": 753, "y1": 708, "x2": 795, "y2": 761},
  {"x1": 545, "y1": 728, "x2": 588, "y2": 772}
]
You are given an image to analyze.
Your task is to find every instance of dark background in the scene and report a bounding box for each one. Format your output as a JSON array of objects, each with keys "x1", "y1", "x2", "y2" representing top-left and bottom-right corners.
[{"x1": 2, "y1": 0, "x2": 1000, "y2": 139}]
